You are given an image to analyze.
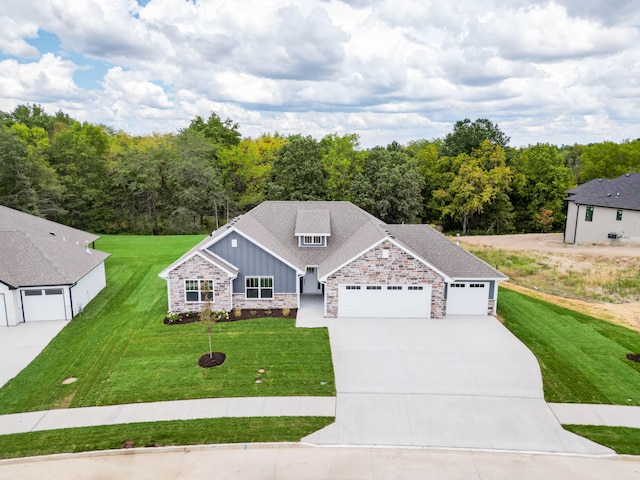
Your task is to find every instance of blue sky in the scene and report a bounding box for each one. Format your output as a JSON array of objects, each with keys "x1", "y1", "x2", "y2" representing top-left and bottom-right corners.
[{"x1": 1, "y1": 0, "x2": 639, "y2": 147}]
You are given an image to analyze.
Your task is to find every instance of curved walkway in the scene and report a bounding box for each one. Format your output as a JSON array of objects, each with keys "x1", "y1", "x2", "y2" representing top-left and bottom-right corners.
[{"x1": 1, "y1": 443, "x2": 639, "y2": 480}]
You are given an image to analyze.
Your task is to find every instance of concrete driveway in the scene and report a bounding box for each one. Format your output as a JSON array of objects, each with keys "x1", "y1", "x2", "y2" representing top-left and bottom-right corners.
[
  {"x1": 0, "y1": 321, "x2": 68, "y2": 388},
  {"x1": 304, "y1": 316, "x2": 611, "y2": 454}
]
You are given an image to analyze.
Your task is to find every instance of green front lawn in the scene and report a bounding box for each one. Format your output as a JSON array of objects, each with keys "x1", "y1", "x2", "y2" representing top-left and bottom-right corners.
[
  {"x1": 498, "y1": 288, "x2": 640, "y2": 405},
  {"x1": 564, "y1": 425, "x2": 640, "y2": 455},
  {"x1": 0, "y1": 235, "x2": 335, "y2": 414},
  {"x1": 0, "y1": 417, "x2": 334, "y2": 460}
]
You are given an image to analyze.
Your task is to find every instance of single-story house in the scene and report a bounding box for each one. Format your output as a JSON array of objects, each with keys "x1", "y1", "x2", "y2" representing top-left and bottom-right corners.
[
  {"x1": 0, "y1": 205, "x2": 110, "y2": 326},
  {"x1": 159, "y1": 201, "x2": 507, "y2": 318},
  {"x1": 564, "y1": 173, "x2": 640, "y2": 244}
]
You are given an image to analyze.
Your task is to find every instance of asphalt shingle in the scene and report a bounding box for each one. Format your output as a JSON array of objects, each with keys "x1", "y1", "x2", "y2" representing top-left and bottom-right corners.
[
  {"x1": 565, "y1": 173, "x2": 640, "y2": 211},
  {"x1": 0, "y1": 206, "x2": 109, "y2": 288}
]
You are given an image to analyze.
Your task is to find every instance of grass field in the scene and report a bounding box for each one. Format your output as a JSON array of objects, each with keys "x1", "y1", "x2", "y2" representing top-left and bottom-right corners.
[
  {"x1": 0, "y1": 235, "x2": 335, "y2": 415},
  {"x1": 0, "y1": 417, "x2": 333, "y2": 460},
  {"x1": 498, "y1": 288, "x2": 640, "y2": 405}
]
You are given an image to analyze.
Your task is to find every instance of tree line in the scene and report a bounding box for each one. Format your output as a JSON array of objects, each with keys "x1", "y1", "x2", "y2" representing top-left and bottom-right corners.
[{"x1": 1, "y1": 105, "x2": 639, "y2": 235}]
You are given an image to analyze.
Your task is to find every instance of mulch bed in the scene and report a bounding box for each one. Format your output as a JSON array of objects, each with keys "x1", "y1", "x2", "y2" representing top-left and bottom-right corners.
[
  {"x1": 198, "y1": 352, "x2": 226, "y2": 368},
  {"x1": 626, "y1": 353, "x2": 640, "y2": 363},
  {"x1": 164, "y1": 308, "x2": 297, "y2": 325}
]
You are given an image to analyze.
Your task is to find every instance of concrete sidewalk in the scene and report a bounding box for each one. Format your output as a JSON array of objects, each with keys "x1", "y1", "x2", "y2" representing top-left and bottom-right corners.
[
  {"x1": 550, "y1": 403, "x2": 640, "y2": 428},
  {"x1": 0, "y1": 397, "x2": 336, "y2": 435},
  {"x1": 1, "y1": 443, "x2": 638, "y2": 480}
]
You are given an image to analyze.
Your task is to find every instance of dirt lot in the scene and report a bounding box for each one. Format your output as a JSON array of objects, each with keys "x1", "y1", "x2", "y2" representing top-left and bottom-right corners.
[
  {"x1": 460, "y1": 233, "x2": 640, "y2": 258},
  {"x1": 460, "y1": 233, "x2": 640, "y2": 331}
]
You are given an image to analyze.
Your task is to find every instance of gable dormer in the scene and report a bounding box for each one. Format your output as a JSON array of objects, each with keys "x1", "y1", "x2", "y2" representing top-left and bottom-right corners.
[{"x1": 295, "y1": 209, "x2": 331, "y2": 247}]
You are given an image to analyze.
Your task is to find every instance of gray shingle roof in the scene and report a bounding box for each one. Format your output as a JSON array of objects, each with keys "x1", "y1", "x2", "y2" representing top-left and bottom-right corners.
[
  {"x1": 175, "y1": 201, "x2": 505, "y2": 282},
  {"x1": 0, "y1": 206, "x2": 109, "y2": 288},
  {"x1": 565, "y1": 173, "x2": 640, "y2": 211},
  {"x1": 295, "y1": 209, "x2": 331, "y2": 236},
  {"x1": 385, "y1": 224, "x2": 507, "y2": 280}
]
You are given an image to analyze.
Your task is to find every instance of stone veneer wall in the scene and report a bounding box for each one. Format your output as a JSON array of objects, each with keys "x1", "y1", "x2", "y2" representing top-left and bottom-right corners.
[
  {"x1": 325, "y1": 241, "x2": 446, "y2": 318},
  {"x1": 232, "y1": 293, "x2": 298, "y2": 310},
  {"x1": 168, "y1": 255, "x2": 232, "y2": 313},
  {"x1": 488, "y1": 298, "x2": 496, "y2": 316}
]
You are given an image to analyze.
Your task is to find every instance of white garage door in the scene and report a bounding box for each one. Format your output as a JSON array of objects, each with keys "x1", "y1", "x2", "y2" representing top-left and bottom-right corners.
[
  {"x1": 338, "y1": 284, "x2": 431, "y2": 318},
  {"x1": 22, "y1": 288, "x2": 66, "y2": 322},
  {"x1": 0, "y1": 294, "x2": 6, "y2": 326},
  {"x1": 446, "y1": 282, "x2": 488, "y2": 315}
]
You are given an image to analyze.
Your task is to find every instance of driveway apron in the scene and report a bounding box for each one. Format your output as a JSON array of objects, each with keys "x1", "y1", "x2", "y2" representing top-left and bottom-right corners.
[
  {"x1": 0, "y1": 321, "x2": 68, "y2": 388},
  {"x1": 303, "y1": 316, "x2": 611, "y2": 454}
]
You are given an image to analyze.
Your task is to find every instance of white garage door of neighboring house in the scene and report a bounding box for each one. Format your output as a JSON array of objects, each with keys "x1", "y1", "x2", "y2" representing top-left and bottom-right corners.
[
  {"x1": 0, "y1": 294, "x2": 7, "y2": 326},
  {"x1": 446, "y1": 282, "x2": 488, "y2": 315},
  {"x1": 338, "y1": 284, "x2": 432, "y2": 318},
  {"x1": 21, "y1": 288, "x2": 66, "y2": 322}
]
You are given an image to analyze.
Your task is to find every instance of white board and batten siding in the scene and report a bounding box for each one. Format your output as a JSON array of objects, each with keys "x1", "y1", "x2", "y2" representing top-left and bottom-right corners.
[
  {"x1": 70, "y1": 262, "x2": 107, "y2": 316},
  {"x1": 446, "y1": 282, "x2": 489, "y2": 315},
  {"x1": 338, "y1": 284, "x2": 432, "y2": 318}
]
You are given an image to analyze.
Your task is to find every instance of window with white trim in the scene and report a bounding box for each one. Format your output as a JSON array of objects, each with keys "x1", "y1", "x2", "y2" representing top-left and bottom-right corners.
[
  {"x1": 245, "y1": 276, "x2": 273, "y2": 299},
  {"x1": 301, "y1": 235, "x2": 324, "y2": 246},
  {"x1": 185, "y1": 279, "x2": 213, "y2": 302}
]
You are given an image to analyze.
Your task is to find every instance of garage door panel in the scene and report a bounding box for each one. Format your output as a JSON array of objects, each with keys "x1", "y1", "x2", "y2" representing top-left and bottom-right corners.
[
  {"x1": 339, "y1": 285, "x2": 431, "y2": 318},
  {"x1": 447, "y1": 282, "x2": 488, "y2": 315},
  {"x1": 22, "y1": 288, "x2": 66, "y2": 322}
]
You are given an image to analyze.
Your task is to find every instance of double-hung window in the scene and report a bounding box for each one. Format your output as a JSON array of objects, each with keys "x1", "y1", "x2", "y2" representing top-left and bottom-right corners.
[
  {"x1": 585, "y1": 206, "x2": 594, "y2": 222},
  {"x1": 185, "y1": 279, "x2": 213, "y2": 302},
  {"x1": 245, "y1": 276, "x2": 273, "y2": 299}
]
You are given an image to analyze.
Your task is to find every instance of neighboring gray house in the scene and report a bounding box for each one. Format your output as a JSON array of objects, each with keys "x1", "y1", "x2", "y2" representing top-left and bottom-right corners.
[
  {"x1": 159, "y1": 201, "x2": 507, "y2": 318},
  {"x1": 564, "y1": 173, "x2": 640, "y2": 245},
  {"x1": 0, "y1": 206, "x2": 109, "y2": 326}
]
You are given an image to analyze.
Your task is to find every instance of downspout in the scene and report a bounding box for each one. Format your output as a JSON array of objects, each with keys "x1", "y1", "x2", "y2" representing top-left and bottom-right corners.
[
  {"x1": 19, "y1": 290, "x2": 26, "y2": 324},
  {"x1": 573, "y1": 204, "x2": 580, "y2": 244},
  {"x1": 68, "y1": 283, "x2": 75, "y2": 320}
]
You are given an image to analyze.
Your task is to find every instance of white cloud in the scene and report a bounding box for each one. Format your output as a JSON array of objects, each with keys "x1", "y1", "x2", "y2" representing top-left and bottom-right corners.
[
  {"x1": 0, "y1": 53, "x2": 85, "y2": 104},
  {"x1": 0, "y1": 16, "x2": 40, "y2": 58},
  {"x1": 1, "y1": 0, "x2": 640, "y2": 147}
]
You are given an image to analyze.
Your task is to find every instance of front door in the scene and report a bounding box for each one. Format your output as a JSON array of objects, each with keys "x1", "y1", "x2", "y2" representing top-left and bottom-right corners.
[{"x1": 302, "y1": 267, "x2": 322, "y2": 294}]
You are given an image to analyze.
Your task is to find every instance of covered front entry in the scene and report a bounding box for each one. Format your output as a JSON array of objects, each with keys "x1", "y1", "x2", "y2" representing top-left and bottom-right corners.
[
  {"x1": 302, "y1": 267, "x2": 322, "y2": 294},
  {"x1": 21, "y1": 288, "x2": 67, "y2": 322},
  {"x1": 338, "y1": 284, "x2": 431, "y2": 318},
  {"x1": 446, "y1": 282, "x2": 489, "y2": 315}
]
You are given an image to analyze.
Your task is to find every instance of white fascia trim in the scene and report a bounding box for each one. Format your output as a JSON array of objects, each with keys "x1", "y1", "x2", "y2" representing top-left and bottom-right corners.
[
  {"x1": 201, "y1": 250, "x2": 239, "y2": 278},
  {"x1": 223, "y1": 228, "x2": 305, "y2": 275},
  {"x1": 295, "y1": 233, "x2": 331, "y2": 237},
  {"x1": 319, "y1": 236, "x2": 454, "y2": 283},
  {"x1": 450, "y1": 278, "x2": 508, "y2": 282},
  {"x1": 158, "y1": 250, "x2": 238, "y2": 279}
]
